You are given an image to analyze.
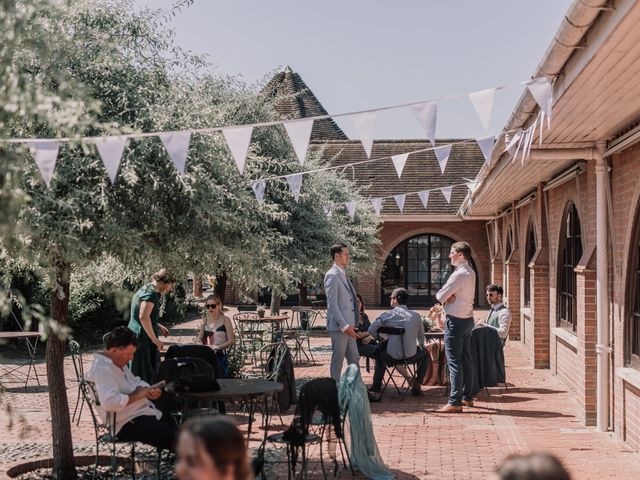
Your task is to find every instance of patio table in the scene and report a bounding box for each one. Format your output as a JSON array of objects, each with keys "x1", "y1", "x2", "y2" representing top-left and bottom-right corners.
[{"x1": 0, "y1": 331, "x2": 41, "y2": 389}]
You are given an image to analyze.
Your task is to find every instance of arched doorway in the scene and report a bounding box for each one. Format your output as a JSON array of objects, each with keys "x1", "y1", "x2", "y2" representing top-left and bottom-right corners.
[{"x1": 380, "y1": 233, "x2": 478, "y2": 307}]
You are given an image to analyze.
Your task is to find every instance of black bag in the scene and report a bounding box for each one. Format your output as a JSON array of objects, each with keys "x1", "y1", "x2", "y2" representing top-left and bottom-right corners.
[{"x1": 172, "y1": 373, "x2": 220, "y2": 393}]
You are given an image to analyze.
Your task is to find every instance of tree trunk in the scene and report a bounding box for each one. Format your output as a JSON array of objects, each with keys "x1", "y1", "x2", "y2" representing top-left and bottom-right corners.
[
  {"x1": 215, "y1": 272, "x2": 227, "y2": 304},
  {"x1": 48, "y1": 259, "x2": 77, "y2": 479},
  {"x1": 270, "y1": 288, "x2": 281, "y2": 315},
  {"x1": 298, "y1": 282, "x2": 309, "y2": 306},
  {"x1": 192, "y1": 277, "x2": 203, "y2": 298}
]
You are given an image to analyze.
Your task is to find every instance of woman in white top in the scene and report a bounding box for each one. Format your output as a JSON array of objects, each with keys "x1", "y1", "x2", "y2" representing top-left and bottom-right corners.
[{"x1": 197, "y1": 294, "x2": 235, "y2": 377}]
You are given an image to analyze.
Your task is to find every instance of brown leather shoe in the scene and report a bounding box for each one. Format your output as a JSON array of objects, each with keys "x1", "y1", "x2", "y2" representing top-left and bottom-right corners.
[
  {"x1": 436, "y1": 404, "x2": 463, "y2": 413},
  {"x1": 462, "y1": 399, "x2": 474, "y2": 407}
]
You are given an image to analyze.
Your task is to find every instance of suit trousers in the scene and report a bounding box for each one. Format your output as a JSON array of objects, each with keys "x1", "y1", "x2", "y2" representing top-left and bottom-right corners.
[
  {"x1": 444, "y1": 315, "x2": 475, "y2": 406},
  {"x1": 329, "y1": 331, "x2": 360, "y2": 382}
]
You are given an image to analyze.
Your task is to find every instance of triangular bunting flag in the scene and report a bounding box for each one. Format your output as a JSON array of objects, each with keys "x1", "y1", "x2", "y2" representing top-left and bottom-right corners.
[
  {"x1": 251, "y1": 179, "x2": 266, "y2": 204},
  {"x1": 95, "y1": 136, "x2": 128, "y2": 183},
  {"x1": 285, "y1": 173, "x2": 303, "y2": 201},
  {"x1": 345, "y1": 201, "x2": 357, "y2": 221},
  {"x1": 434, "y1": 144, "x2": 452, "y2": 174},
  {"x1": 391, "y1": 153, "x2": 409, "y2": 178},
  {"x1": 412, "y1": 101, "x2": 437, "y2": 146},
  {"x1": 29, "y1": 140, "x2": 59, "y2": 187},
  {"x1": 539, "y1": 110, "x2": 545, "y2": 146},
  {"x1": 350, "y1": 111, "x2": 377, "y2": 158},
  {"x1": 440, "y1": 186, "x2": 453, "y2": 203},
  {"x1": 466, "y1": 181, "x2": 479, "y2": 194},
  {"x1": 476, "y1": 135, "x2": 495, "y2": 164},
  {"x1": 418, "y1": 190, "x2": 429, "y2": 210},
  {"x1": 222, "y1": 126, "x2": 253, "y2": 174},
  {"x1": 504, "y1": 129, "x2": 522, "y2": 154},
  {"x1": 371, "y1": 197, "x2": 383, "y2": 216},
  {"x1": 468, "y1": 88, "x2": 496, "y2": 131},
  {"x1": 159, "y1": 131, "x2": 191, "y2": 174},
  {"x1": 394, "y1": 194, "x2": 406, "y2": 213},
  {"x1": 521, "y1": 128, "x2": 531, "y2": 164},
  {"x1": 526, "y1": 77, "x2": 553, "y2": 120},
  {"x1": 283, "y1": 118, "x2": 314, "y2": 166},
  {"x1": 323, "y1": 205, "x2": 333, "y2": 218}
]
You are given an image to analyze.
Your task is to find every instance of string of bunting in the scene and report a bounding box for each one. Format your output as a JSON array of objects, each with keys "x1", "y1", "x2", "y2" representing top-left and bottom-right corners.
[{"x1": 11, "y1": 77, "x2": 552, "y2": 189}]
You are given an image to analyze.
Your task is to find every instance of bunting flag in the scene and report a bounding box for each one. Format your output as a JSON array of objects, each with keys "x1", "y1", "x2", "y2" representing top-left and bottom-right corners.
[
  {"x1": 465, "y1": 180, "x2": 479, "y2": 194},
  {"x1": 345, "y1": 200, "x2": 357, "y2": 220},
  {"x1": 29, "y1": 140, "x2": 59, "y2": 187},
  {"x1": 434, "y1": 144, "x2": 452, "y2": 174},
  {"x1": 251, "y1": 179, "x2": 266, "y2": 203},
  {"x1": 526, "y1": 77, "x2": 553, "y2": 120},
  {"x1": 350, "y1": 111, "x2": 377, "y2": 158},
  {"x1": 323, "y1": 205, "x2": 333, "y2": 218},
  {"x1": 539, "y1": 110, "x2": 545, "y2": 146},
  {"x1": 371, "y1": 197, "x2": 383, "y2": 216},
  {"x1": 412, "y1": 101, "x2": 437, "y2": 146},
  {"x1": 476, "y1": 135, "x2": 495, "y2": 164},
  {"x1": 513, "y1": 131, "x2": 524, "y2": 162},
  {"x1": 504, "y1": 129, "x2": 522, "y2": 154},
  {"x1": 222, "y1": 126, "x2": 253, "y2": 174},
  {"x1": 418, "y1": 190, "x2": 429, "y2": 210},
  {"x1": 391, "y1": 153, "x2": 409, "y2": 178},
  {"x1": 440, "y1": 185, "x2": 453, "y2": 203},
  {"x1": 468, "y1": 88, "x2": 496, "y2": 131},
  {"x1": 393, "y1": 194, "x2": 406, "y2": 213},
  {"x1": 284, "y1": 118, "x2": 314, "y2": 166},
  {"x1": 285, "y1": 173, "x2": 303, "y2": 201},
  {"x1": 95, "y1": 136, "x2": 128, "y2": 183},
  {"x1": 520, "y1": 128, "x2": 531, "y2": 164},
  {"x1": 159, "y1": 131, "x2": 191, "y2": 174}
]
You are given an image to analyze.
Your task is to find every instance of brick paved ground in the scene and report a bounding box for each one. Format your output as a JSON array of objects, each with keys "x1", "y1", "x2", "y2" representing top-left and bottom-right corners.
[{"x1": 1, "y1": 307, "x2": 640, "y2": 479}]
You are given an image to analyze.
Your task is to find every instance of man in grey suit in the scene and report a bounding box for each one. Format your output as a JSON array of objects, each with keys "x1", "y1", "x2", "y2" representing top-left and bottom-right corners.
[{"x1": 324, "y1": 243, "x2": 360, "y2": 382}]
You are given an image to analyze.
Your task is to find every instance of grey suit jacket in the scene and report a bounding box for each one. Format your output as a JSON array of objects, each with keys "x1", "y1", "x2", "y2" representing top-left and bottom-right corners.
[{"x1": 324, "y1": 265, "x2": 358, "y2": 332}]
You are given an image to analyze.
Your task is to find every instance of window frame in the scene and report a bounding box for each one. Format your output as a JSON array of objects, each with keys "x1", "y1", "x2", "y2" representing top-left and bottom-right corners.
[
  {"x1": 524, "y1": 220, "x2": 537, "y2": 307},
  {"x1": 557, "y1": 203, "x2": 582, "y2": 333},
  {"x1": 626, "y1": 209, "x2": 640, "y2": 369}
]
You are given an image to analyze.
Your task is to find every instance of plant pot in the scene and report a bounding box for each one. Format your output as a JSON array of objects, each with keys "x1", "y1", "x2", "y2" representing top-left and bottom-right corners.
[{"x1": 257, "y1": 311, "x2": 265, "y2": 318}]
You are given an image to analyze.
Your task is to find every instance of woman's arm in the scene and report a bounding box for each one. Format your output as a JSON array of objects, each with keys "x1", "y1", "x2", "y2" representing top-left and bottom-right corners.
[
  {"x1": 196, "y1": 320, "x2": 205, "y2": 344},
  {"x1": 139, "y1": 301, "x2": 163, "y2": 350},
  {"x1": 214, "y1": 316, "x2": 235, "y2": 350}
]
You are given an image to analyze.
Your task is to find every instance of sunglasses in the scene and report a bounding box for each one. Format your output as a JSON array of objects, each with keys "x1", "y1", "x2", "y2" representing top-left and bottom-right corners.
[{"x1": 206, "y1": 304, "x2": 219, "y2": 309}]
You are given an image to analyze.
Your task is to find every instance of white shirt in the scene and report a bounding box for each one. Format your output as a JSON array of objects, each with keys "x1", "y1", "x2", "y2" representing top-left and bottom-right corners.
[
  {"x1": 436, "y1": 261, "x2": 476, "y2": 319},
  {"x1": 86, "y1": 352, "x2": 162, "y2": 434},
  {"x1": 485, "y1": 302, "x2": 512, "y2": 339}
]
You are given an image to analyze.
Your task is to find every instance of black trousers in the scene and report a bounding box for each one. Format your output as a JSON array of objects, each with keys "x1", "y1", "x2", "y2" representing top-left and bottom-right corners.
[{"x1": 117, "y1": 415, "x2": 178, "y2": 452}]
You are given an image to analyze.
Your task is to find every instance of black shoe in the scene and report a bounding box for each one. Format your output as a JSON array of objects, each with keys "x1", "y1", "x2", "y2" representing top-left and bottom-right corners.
[
  {"x1": 411, "y1": 388, "x2": 423, "y2": 397},
  {"x1": 368, "y1": 391, "x2": 382, "y2": 402}
]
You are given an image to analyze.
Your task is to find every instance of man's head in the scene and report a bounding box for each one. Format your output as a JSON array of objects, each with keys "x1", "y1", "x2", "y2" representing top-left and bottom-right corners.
[
  {"x1": 390, "y1": 288, "x2": 409, "y2": 306},
  {"x1": 103, "y1": 326, "x2": 138, "y2": 368},
  {"x1": 486, "y1": 284, "x2": 504, "y2": 306},
  {"x1": 330, "y1": 243, "x2": 349, "y2": 268},
  {"x1": 449, "y1": 241, "x2": 471, "y2": 267}
]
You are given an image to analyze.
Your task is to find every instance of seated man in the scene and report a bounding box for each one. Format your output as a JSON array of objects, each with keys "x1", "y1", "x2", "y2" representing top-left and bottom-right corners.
[
  {"x1": 478, "y1": 284, "x2": 512, "y2": 345},
  {"x1": 86, "y1": 326, "x2": 177, "y2": 452},
  {"x1": 368, "y1": 288, "x2": 429, "y2": 397}
]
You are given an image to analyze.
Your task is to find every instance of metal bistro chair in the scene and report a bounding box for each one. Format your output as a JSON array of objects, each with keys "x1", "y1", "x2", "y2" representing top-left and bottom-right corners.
[
  {"x1": 284, "y1": 308, "x2": 318, "y2": 365},
  {"x1": 80, "y1": 380, "x2": 163, "y2": 480},
  {"x1": 377, "y1": 326, "x2": 422, "y2": 399},
  {"x1": 234, "y1": 312, "x2": 268, "y2": 366},
  {"x1": 69, "y1": 340, "x2": 86, "y2": 425}
]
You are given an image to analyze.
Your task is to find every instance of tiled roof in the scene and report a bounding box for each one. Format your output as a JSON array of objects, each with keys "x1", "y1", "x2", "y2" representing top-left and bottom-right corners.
[
  {"x1": 310, "y1": 140, "x2": 485, "y2": 215},
  {"x1": 261, "y1": 66, "x2": 348, "y2": 140}
]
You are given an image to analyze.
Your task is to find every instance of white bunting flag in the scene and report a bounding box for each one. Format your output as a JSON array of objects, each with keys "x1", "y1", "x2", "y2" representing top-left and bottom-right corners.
[
  {"x1": 476, "y1": 135, "x2": 495, "y2": 164},
  {"x1": 284, "y1": 118, "x2": 314, "y2": 166},
  {"x1": 504, "y1": 129, "x2": 522, "y2": 154},
  {"x1": 526, "y1": 77, "x2": 553, "y2": 120},
  {"x1": 393, "y1": 194, "x2": 406, "y2": 213},
  {"x1": 285, "y1": 173, "x2": 303, "y2": 201},
  {"x1": 466, "y1": 181, "x2": 479, "y2": 194},
  {"x1": 345, "y1": 201, "x2": 357, "y2": 221},
  {"x1": 371, "y1": 197, "x2": 383, "y2": 216},
  {"x1": 159, "y1": 131, "x2": 191, "y2": 174},
  {"x1": 391, "y1": 153, "x2": 409, "y2": 178},
  {"x1": 323, "y1": 205, "x2": 333, "y2": 218},
  {"x1": 539, "y1": 110, "x2": 545, "y2": 146},
  {"x1": 251, "y1": 179, "x2": 266, "y2": 203},
  {"x1": 29, "y1": 140, "x2": 59, "y2": 187},
  {"x1": 512, "y1": 132, "x2": 525, "y2": 164},
  {"x1": 350, "y1": 111, "x2": 377, "y2": 158},
  {"x1": 222, "y1": 126, "x2": 253, "y2": 174},
  {"x1": 412, "y1": 101, "x2": 437, "y2": 146},
  {"x1": 95, "y1": 136, "x2": 128, "y2": 183},
  {"x1": 468, "y1": 88, "x2": 496, "y2": 131},
  {"x1": 521, "y1": 127, "x2": 531, "y2": 164},
  {"x1": 418, "y1": 190, "x2": 430, "y2": 210},
  {"x1": 440, "y1": 186, "x2": 453, "y2": 203},
  {"x1": 434, "y1": 144, "x2": 452, "y2": 174}
]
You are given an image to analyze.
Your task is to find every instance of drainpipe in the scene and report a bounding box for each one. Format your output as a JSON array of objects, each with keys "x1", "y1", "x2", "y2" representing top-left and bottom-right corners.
[{"x1": 595, "y1": 140, "x2": 611, "y2": 432}]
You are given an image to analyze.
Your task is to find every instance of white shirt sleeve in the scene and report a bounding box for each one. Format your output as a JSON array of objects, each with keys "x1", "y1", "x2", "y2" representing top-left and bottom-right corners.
[
  {"x1": 496, "y1": 308, "x2": 512, "y2": 339},
  {"x1": 93, "y1": 366, "x2": 130, "y2": 412},
  {"x1": 436, "y1": 270, "x2": 460, "y2": 303}
]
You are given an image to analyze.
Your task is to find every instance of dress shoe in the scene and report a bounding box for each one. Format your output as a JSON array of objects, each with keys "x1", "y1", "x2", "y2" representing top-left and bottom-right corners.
[
  {"x1": 435, "y1": 404, "x2": 463, "y2": 413},
  {"x1": 462, "y1": 399, "x2": 474, "y2": 407},
  {"x1": 411, "y1": 388, "x2": 423, "y2": 397}
]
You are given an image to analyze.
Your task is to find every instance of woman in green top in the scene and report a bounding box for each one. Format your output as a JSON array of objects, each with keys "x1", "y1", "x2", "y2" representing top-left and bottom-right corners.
[{"x1": 128, "y1": 268, "x2": 176, "y2": 382}]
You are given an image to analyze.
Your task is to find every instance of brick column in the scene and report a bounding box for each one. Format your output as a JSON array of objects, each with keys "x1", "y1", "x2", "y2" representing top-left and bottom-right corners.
[
  {"x1": 491, "y1": 259, "x2": 503, "y2": 285},
  {"x1": 504, "y1": 258, "x2": 521, "y2": 341},
  {"x1": 530, "y1": 262, "x2": 550, "y2": 369},
  {"x1": 576, "y1": 268, "x2": 597, "y2": 426}
]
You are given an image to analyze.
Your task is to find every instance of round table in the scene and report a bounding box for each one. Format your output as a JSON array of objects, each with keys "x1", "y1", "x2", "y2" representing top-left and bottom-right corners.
[
  {"x1": 426, "y1": 330, "x2": 445, "y2": 341},
  {"x1": 0, "y1": 331, "x2": 41, "y2": 388}
]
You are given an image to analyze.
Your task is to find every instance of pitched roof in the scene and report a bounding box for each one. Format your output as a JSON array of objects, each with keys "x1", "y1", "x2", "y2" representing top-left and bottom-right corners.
[
  {"x1": 261, "y1": 66, "x2": 348, "y2": 141},
  {"x1": 311, "y1": 140, "x2": 485, "y2": 215}
]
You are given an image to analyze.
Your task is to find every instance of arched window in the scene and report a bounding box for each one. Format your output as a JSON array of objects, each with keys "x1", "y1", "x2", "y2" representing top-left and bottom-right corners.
[
  {"x1": 627, "y1": 208, "x2": 640, "y2": 367},
  {"x1": 557, "y1": 203, "x2": 582, "y2": 332},
  {"x1": 524, "y1": 221, "x2": 537, "y2": 307},
  {"x1": 380, "y1": 234, "x2": 478, "y2": 307}
]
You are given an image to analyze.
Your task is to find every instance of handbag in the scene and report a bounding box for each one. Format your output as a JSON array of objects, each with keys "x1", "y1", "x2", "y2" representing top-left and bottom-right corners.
[{"x1": 172, "y1": 373, "x2": 220, "y2": 393}]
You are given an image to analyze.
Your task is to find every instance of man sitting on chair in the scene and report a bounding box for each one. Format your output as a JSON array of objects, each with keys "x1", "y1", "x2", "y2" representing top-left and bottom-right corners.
[
  {"x1": 368, "y1": 288, "x2": 429, "y2": 397},
  {"x1": 477, "y1": 284, "x2": 512, "y2": 345},
  {"x1": 86, "y1": 327, "x2": 177, "y2": 452}
]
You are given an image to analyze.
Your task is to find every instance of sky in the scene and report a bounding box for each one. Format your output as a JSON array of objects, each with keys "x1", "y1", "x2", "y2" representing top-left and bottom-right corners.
[{"x1": 134, "y1": 0, "x2": 572, "y2": 140}]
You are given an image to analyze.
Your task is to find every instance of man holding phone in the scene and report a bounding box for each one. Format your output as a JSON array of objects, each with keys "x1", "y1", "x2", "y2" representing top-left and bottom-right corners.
[{"x1": 86, "y1": 327, "x2": 177, "y2": 452}]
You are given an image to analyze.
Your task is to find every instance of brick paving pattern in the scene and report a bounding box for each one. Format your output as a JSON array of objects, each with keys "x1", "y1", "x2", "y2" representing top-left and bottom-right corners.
[{"x1": 1, "y1": 307, "x2": 639, "y2": 478}]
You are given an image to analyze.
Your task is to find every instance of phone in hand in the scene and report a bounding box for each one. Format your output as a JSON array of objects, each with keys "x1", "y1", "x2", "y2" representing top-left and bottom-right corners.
[{"x1": 149, "y1": 380, "x2": 166, "y2": 390}]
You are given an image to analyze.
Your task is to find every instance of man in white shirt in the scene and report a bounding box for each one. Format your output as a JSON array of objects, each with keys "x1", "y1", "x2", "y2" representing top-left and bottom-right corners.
[
  {"x1": 479, "y1": 284, "x2": 512, "y2": 344},
  {"x1": 85, "y1": 327, "x2": 177, "y2": 451},
  {"x1": 435, "y1": 241, "x2": 476, "y2": 413}
]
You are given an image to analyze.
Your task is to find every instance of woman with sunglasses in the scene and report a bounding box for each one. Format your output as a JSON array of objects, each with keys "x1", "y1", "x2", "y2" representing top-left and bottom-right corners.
[{"x1": 197, "y1": 294, "x2": 235, "y2": 377}]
